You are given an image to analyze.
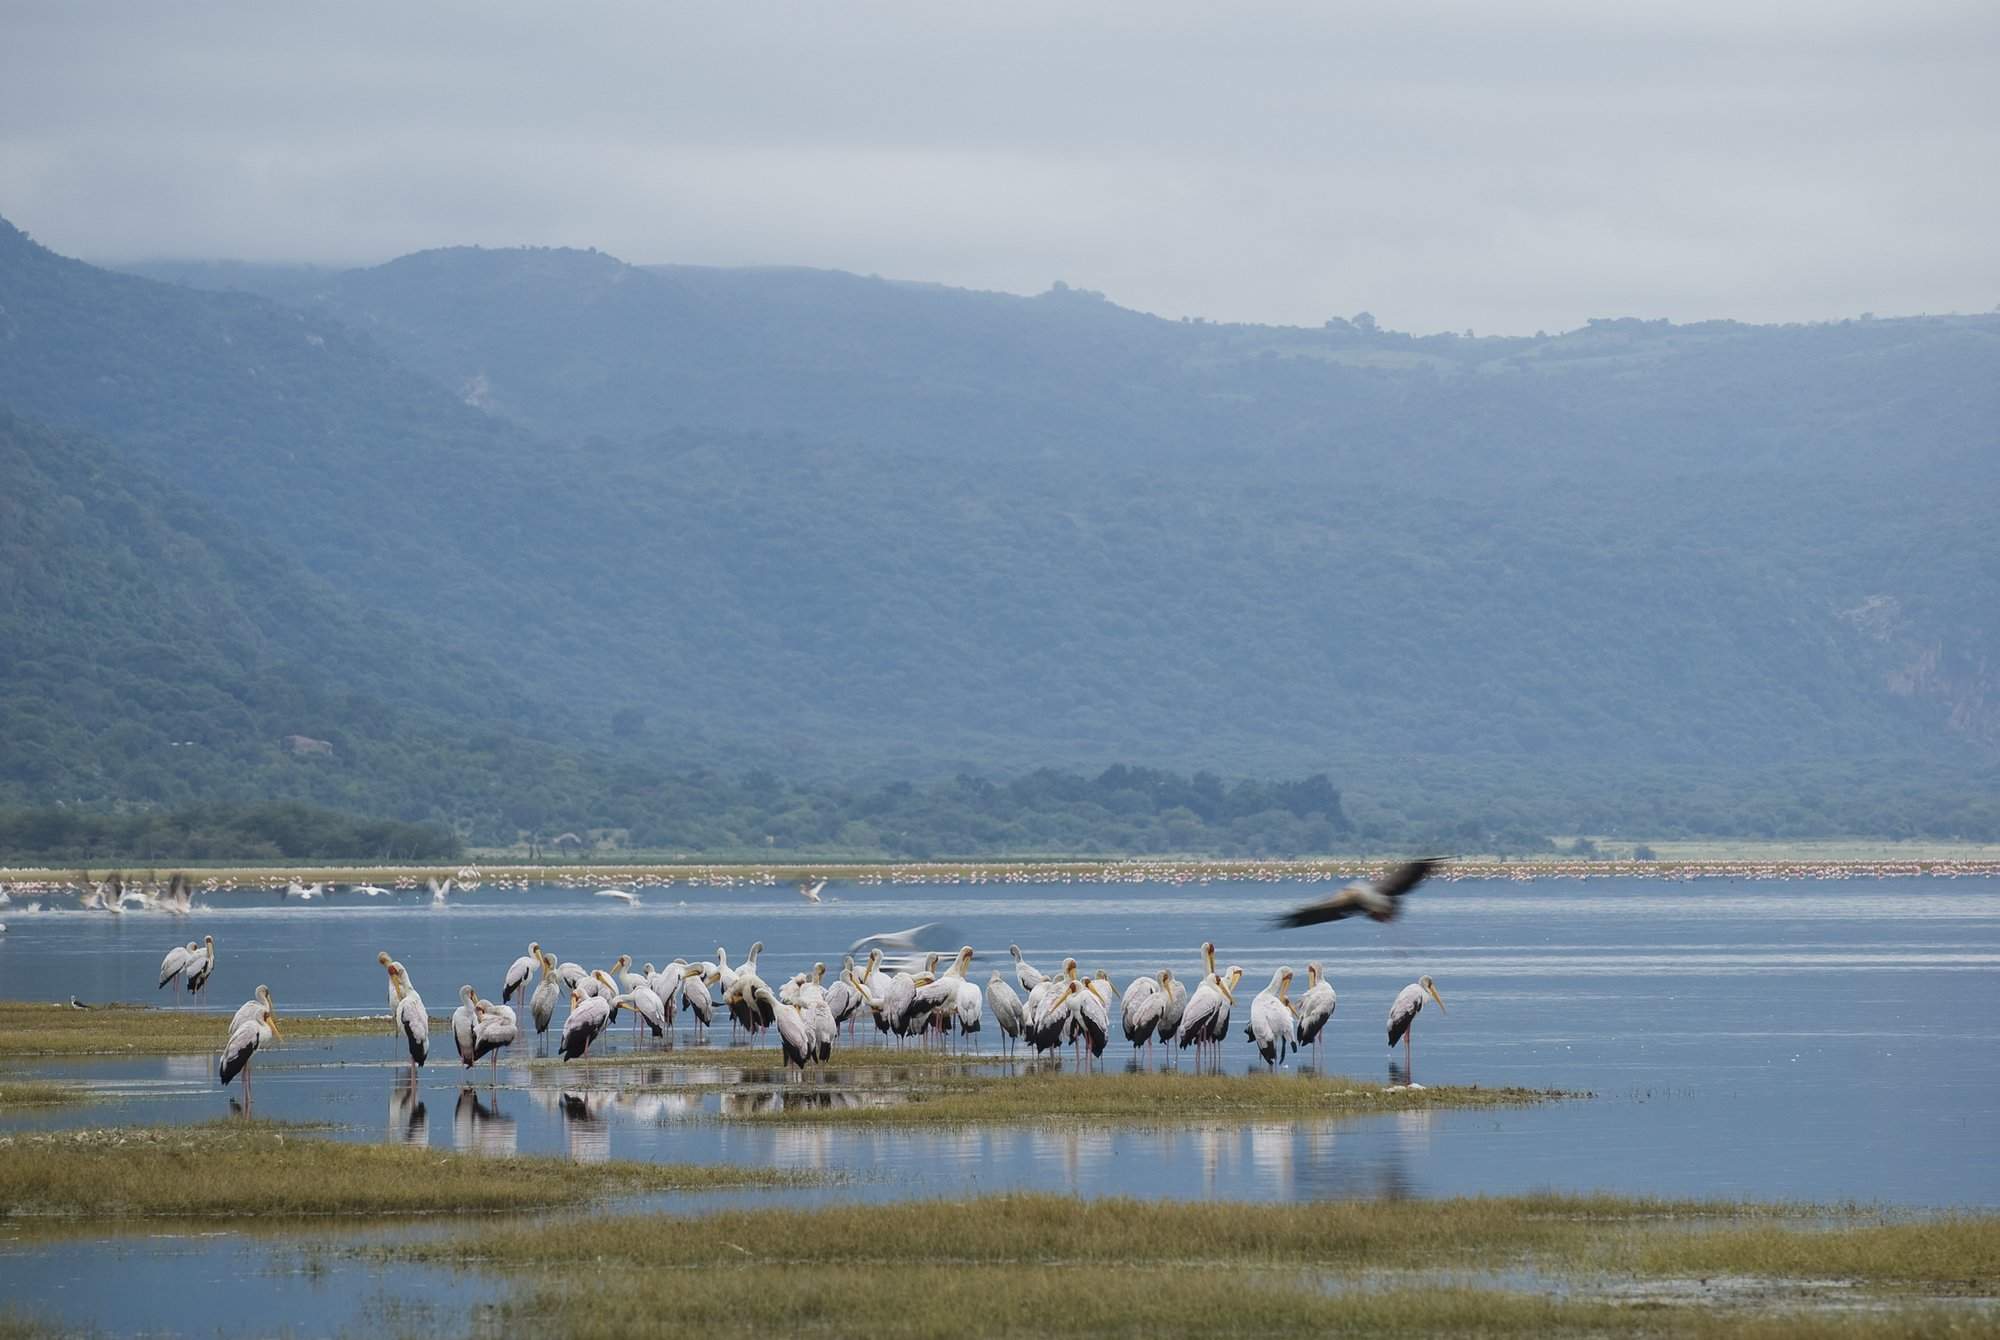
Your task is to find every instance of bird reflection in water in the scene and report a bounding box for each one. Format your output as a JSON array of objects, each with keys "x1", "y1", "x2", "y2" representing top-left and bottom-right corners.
[
  {"x1": 388, "y1": 1069, "x2": 428, "y2": 1146},
  {"x1": 453, "y1": 1085, "x2": 518, "y2": 1156},
  {"x1": 559, "y1": 1090, "x2": 613, "y2": 1162}
]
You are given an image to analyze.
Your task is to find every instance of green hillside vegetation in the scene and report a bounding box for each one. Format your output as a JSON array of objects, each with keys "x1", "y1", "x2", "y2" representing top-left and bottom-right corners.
[{"x1": 0, "y1": 219, "x2": 1990, "y2": 848}]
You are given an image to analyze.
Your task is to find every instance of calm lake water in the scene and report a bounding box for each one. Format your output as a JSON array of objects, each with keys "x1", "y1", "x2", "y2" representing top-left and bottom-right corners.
[
  {"x1": 4, "y1": 875, "x2": 1995, "y2": 1336},
  {"x1": 3, "y1": 875, "x2": 1994, "y2": 1206}
]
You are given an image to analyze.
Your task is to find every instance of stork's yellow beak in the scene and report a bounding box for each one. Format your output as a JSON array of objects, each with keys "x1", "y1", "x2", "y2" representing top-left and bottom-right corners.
[{"x1": 1427, "y1": 984, "x2": 1447, "y2": 1013}]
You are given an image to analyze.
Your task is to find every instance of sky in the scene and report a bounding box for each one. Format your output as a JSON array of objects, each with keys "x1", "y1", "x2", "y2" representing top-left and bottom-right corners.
[{"x1": 2, "y1": 1, "x2": 1995, "y2": 334}]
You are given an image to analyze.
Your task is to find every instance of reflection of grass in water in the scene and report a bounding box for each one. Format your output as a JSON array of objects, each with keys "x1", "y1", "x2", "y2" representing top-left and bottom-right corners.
[
  {"x1": 537, "y1": 1042, "x2": 1004, "y2": 1073},
  {"x1": 0, "y1": 1003, "x2": 433, "y2": 1058},
  {"x1": 0, "y1": 1121, "x2": 814, "y2": 1223},
  {"x1": 708, "y1": 1069, "x2": 1572, "y2": 1126},
  {"x1": 414, "y1": 1194, "x2": 2000, "y2": 1336},
  {"x1": 0, "y1": 1081, "x2": 92, "y2": 1110}
]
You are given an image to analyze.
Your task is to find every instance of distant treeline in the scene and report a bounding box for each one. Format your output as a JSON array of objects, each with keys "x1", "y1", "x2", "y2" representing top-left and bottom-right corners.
[
  {"x1": 0, "y1": 802, "x2": 463, "y2": 863},
  {"x1": 521, "y1": 765, "x2": 1360, "y2": 860}
]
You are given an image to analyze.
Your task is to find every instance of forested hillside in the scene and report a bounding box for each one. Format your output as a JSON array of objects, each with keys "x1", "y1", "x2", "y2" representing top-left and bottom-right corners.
[{"x1": 1, "y1": 217, "x2": 1991, "y2": 850}]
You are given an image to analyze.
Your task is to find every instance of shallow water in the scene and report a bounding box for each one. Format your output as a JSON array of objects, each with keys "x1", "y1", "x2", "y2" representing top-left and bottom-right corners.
[
  {"x1": 4, "y1": 875, "x2": 1996, "y2": 1337},
  {"x1": 3, "y1": 875, "x2": 1994, "y2": 1207}
]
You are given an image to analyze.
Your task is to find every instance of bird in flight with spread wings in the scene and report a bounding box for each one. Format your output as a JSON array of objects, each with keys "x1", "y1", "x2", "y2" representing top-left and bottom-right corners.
[{"x1": 1269, "y1": 858, "x2": 1442, "y2": 929}]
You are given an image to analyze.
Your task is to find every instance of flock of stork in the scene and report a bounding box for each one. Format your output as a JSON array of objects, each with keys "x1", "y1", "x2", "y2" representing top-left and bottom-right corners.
[{"x1": 197, "y1": 860, "x2": 1451, "y2": 1103}]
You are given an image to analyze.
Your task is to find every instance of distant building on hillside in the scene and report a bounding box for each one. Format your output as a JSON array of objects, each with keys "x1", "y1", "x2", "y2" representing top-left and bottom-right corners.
[{"x1": 283, "y1": 734, "x2": 334, "y2": 756}]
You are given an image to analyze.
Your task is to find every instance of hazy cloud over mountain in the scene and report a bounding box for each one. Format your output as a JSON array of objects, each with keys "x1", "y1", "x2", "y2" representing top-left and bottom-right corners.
[{"x1": 2, "y1": 0, "x2": 1995, "y2": 333}]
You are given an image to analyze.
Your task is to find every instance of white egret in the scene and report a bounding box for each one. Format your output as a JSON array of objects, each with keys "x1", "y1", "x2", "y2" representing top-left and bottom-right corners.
[
  {"x1": 1387, "y1": 975, "x2": 1446, "y2": 1083},
  {"x1": 1272, "y1": 858, "x2": 1441, "y2": 928}
]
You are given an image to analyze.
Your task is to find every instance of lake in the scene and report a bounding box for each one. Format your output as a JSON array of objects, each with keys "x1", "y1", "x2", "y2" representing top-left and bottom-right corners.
[{"x1": 3, "y1": 873, "x2": 1994, "y2": 1208}]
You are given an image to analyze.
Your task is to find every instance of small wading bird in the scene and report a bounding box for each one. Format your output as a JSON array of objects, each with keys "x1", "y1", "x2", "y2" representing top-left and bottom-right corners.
[
  {"x1": 1269, "y1": 857, "x2": 1442, "y2": 929},
  {"x1": 218, "y1": 1005, "x2": 280, "y2": 1106},
  {"x1": 799, "y1": 877, "x2": 828, "y2": 904},
  {"x1": 1387, "y1": 975, "x2": 1446, "y2": 1085}
]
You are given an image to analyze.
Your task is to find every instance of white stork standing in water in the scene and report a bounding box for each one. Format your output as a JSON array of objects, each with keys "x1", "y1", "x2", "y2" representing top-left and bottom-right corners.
[
  {"x1": 219, "y1": 1005, "x2": 280, "y2": 1107},
  {"x1": 1387, "y1": 975, "x2": 1446, "y2": 1085},
  {"x1": 1120, "y1": 971, "x2": 1167, "y2": 1063},
  {"x1": 1008, "y1": 944, "x2": 1046, "y2": 994},
  {"x1": 560, "y1": 987, "x2": 611, "y2": 1061},
  {"x1": 452, "y1": 985, "x2": 481, "y2": 1067},
  {"x1": 229, "y1": 986, "x2": 275, "y2": 1039},
  {"x1": 987, "y1": 972, "x2": 1023, "y2": 1057},
  {"x1": 379, "y1": 952, "x2": 429, "y2": 1072},
  {"x1": 529, "y1": 952, "x2": 562, "y2": 1050},
  {"x1": 471, "y1": 997, "x2": 517, "y2": 1079},
  {"x1": 184, "y1": 936, "x2": 215, "y2": 1002},
  {"x1": 503, "y1": 942, "x2": 541, "y2": 1004},
  {"x1": 1296, "y1": 963, "x2": 1336, "y2": 1061},
  {"x1": 158, "y1": 941, "x2": 199, "y2": 1001},
  {"x1": 1247, "y1": 966, "x2": 1299, "y2": 1070}
]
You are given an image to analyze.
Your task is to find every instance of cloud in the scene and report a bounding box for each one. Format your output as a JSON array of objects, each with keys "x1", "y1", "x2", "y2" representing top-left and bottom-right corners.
[{"x1": 2, "y1": 0, "x2": 1995, "y2": 332}]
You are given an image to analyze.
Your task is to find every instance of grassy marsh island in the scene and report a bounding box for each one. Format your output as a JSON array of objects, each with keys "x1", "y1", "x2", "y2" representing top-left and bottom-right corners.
[
  {"x1": 703, "y1": 1068, "x2": 1569, "y2": 1127},
  {"x1": 407, "y1": 1193, "x2": 2000, "y2": 1337},
  {"x1": 0, "y1": 1081, "x2": 91, "y2": 1111},
  {"x1": 0, "y1": 1121, "x2": 815, "y2": 1222},
  {"x1": 0, "y1": 1003, "x2": 426, "y2": 1059}
]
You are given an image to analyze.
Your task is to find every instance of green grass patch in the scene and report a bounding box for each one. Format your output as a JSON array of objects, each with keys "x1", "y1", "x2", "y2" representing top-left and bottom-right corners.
[
  {"x1": 413, "y1": 1193, "x2": 2000, "y2": 1337},
  {"x1": 0, "y1": 1121, "x2": 814, "y2": 1222},
  {"x1": 0, "y1": 1003, "x2": 428, "y2": 1058},
  {"x1": 0, "y1": 1081, "x2": 92, "y2": 1110}
]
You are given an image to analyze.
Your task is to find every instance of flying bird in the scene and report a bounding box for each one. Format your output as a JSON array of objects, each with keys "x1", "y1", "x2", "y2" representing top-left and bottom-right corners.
[{"x1": 1269, "y1": 858, "x2": 1442, "y2": 928}]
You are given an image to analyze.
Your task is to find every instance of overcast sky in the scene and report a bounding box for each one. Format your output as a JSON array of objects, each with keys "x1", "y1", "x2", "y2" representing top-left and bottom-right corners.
[{"x1": 2, "y1": 1, "x2": 1995, "y2": 333}]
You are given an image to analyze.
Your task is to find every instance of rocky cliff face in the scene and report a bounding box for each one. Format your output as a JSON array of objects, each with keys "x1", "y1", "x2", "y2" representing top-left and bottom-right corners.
[{"x1": 1842, "y1": 596, "x2": 1997, "y2": 754}]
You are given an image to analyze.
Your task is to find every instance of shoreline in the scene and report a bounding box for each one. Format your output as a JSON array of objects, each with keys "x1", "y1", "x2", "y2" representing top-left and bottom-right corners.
[{"x1": 6, "y1": 851, "x2": 2000, "y2": 888}]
